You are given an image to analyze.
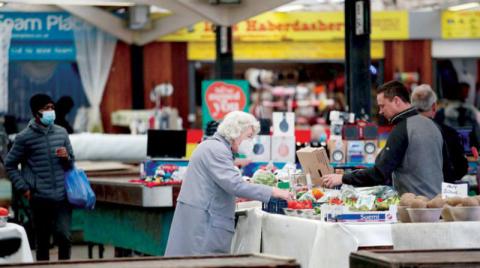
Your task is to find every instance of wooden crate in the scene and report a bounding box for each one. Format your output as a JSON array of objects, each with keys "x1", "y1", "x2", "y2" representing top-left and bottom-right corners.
[
  {"x1": 1, "y1": 254, "x2": 299, "y2": 268},
  {"x1": 351, "y1": 248, "x2": 480, "y2": 268}
]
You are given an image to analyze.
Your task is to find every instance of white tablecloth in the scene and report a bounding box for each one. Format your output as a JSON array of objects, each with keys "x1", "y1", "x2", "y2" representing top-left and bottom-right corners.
[
  {"x1": 0, "y1": 223, "x2": 33, "y2": 263},
  {"x1": 232, "y1": 208, "x2": 392, "y2": 268},
  {"x1": 232, "y1": 209, "x2": 480, "y2": 268}
]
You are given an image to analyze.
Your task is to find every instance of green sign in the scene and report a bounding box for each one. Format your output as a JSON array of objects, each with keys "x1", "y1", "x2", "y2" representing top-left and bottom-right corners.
[{"x1": 201, "y1": 80, "x2": 250, "y2": 130}]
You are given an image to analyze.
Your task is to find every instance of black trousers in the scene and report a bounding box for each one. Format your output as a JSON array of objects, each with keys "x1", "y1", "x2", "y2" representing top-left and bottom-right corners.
[{"x1": 31, "y1": 198, "x2": 72, "y2": 261}]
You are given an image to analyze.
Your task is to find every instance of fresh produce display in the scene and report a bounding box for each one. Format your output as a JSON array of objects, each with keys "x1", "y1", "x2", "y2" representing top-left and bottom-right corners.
[
  {"x1": 252, "y1": 169, "x2": 277, "y2": 186},
  {"x1": 287, "y1": 200, "x2": 313, "y2": 209},
  {"x1": 0, "y1": 207, "x2": 8, "y2": 216}
]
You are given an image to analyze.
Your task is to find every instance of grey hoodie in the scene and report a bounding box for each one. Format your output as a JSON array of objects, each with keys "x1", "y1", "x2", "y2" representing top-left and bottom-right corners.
[{"x1": 5, "y1": 119, "x2": 74, "y2": 201}]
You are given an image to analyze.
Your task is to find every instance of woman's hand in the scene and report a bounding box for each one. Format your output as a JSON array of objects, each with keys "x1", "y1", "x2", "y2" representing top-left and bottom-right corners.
[
  {"x1": 272, "y1": 188, "x2": 294, "y2": 201},
  {"x1": 322, "y1": 174, "x2": 343, "y2": 188}
]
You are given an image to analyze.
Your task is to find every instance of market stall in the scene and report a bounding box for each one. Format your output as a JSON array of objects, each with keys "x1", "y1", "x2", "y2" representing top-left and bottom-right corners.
[{"x1": 232, "y1": 207, "x2": 480, "y2": 268}]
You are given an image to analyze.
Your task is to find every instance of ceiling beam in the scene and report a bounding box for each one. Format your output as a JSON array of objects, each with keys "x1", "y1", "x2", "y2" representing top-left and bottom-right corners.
[
  {"x1": 176, "y1": 0, "x2": 294, "y2": 26},
  {"x1": 57, "y1": 4, "x2": 134, "y2": 44},
  {"x1": 132, "y1": 0, "x2": 204, "y2": 45}
]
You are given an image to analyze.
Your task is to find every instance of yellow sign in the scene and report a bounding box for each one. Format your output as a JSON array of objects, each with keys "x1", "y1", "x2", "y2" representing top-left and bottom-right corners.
[
  {"x1": 442, "y1": 11, "x2": 480, "y2": 39},
  {"x1": 161, "y1": 11, "x2": 409, "y2": 42},
  {"x1": 188, "y1": 41, "x2": 385, "y2": 61}
]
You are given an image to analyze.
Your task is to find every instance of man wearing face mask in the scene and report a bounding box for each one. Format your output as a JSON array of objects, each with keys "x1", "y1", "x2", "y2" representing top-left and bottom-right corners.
[
  {"x1": 5, "y1": 93, "x2": 75, "y2": 261},
  {"x1": 165, "y1": 111, "x2": 293, "y2": 256}
]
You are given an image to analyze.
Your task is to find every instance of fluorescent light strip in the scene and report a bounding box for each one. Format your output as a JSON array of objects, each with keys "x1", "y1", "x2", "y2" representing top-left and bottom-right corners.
[
  {"x1": 448, "y1": 2, "x2": 480, "y2": 11},
  {"x1": 276, "y1": 4, "x2": 304, "y2": 12},
  {"x1": 1, "y1": 0, "x2": 135, "y2": 6}
]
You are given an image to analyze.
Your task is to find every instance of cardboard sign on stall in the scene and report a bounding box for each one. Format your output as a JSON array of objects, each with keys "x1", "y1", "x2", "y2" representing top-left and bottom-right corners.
[{"x1": 296, "y1": 147, "x2": 334, "y2": 185}]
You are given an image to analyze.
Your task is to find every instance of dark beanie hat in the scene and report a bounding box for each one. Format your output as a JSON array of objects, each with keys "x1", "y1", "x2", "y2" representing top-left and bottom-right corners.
[{"x1": 30, "y1": 93, "x2": 53, "y2": 116}]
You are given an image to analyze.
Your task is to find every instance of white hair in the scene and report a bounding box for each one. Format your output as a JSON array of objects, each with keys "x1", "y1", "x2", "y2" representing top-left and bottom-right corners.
[
  {"x1": 217, "y1": 111, "x2": 260, "y2": 141},
  {"x1": 411, "y1": 84, "x2": 437, "y2": 112}
]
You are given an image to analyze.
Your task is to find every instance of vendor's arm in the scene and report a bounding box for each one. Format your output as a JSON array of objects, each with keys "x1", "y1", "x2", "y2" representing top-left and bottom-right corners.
[
  {"x1": 326, "y1": 122, "x2": 408, "y2": 187},
  {"x1": 5, "y1": 133, "x2": 29, "y2": 193},
  {"x1": 207, "y1": 147, "x2": 274, "y2": 202}
]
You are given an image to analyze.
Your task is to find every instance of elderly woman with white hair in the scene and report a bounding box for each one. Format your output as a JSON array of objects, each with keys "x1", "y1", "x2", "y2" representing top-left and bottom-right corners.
[{"x1": 165, "y1": 111, "x2": 292, "y2": 256}]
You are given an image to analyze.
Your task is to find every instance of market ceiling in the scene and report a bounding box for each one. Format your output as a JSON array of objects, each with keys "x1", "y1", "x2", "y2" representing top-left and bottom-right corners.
[{"x1": 0, "y1": 0, "x2": 478, "y2": 45}]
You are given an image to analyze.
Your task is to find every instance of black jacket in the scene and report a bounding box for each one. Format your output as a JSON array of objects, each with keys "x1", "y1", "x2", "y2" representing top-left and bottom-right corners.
[
  {"x1": 342, "y1": 107, "x2": 444, "y2": 198},
  {"x1": 437, "y1": 122, "x2": 468, "y2": 182}
]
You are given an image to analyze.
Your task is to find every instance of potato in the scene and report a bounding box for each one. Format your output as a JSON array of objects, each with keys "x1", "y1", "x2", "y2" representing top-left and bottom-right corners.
[
  {"x1": 446, "y1": 197, "x2": 463, "y2": 206},
  {"x1": 399, "y1": 197, "x2": 414, "y2": 206},
  {"x1": 401, "y1": 193, "x2": 416, "y2": 200},
  {"x1": 427, "y1": 198, "x2": 445, "y2": 208},
  {"x1": 410, "y1": 199, "x2": 427, "y2": 208},
  {"x1": 462, "y1": 197, "x2": 479, "y2": 207},
  {"x1": 415, "y1": 195, "x2": 429, "y2": 202}
]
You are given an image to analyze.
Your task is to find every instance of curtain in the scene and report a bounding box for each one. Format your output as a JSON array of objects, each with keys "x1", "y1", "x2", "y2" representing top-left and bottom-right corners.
[
  {"x1": 0, "y1": 22, "x2": 13, "y2": 114},
  {"x1": 74, "y1": 21, "x2": 116, "y2": 132}
]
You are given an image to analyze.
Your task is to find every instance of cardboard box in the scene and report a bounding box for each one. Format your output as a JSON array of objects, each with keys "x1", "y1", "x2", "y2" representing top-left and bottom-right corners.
[
  {"x1": 296, "y1": 147, "x2": 334, "y2": 185},
  {"x1": 271, "y1": 136, "x2": 296, "y2": 163},
  {"x1": 272, "y1": 112, "x2": 295, "y2": 136},
  {"x1": 249, "y1": 135, "x2": 271, "y2": 162}
]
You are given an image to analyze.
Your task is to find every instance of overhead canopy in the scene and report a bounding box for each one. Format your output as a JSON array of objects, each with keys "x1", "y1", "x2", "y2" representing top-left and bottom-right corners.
[{"x1": 1, "y1": 0, "x2": 293, "y2": 45}]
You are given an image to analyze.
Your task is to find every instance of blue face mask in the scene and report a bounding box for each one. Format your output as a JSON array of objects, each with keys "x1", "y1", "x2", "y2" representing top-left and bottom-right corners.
[{"x1": 40, "y1": 110, "x2": 56, "y2": 126}]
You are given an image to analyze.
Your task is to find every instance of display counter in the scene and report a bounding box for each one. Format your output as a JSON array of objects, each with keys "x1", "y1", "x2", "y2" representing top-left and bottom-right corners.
[
  {"x1": 74, "y1": 176, "x2": 180, "y2": 256},
  {"x1": 232, "y1": 207, "x2": 480, "y2": 268}
]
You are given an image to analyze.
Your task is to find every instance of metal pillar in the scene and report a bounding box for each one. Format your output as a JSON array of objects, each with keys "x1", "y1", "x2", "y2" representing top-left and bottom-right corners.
[
  {"x1": 214, "y1": 25, "x2": 234, "y2": 79},
  {"x1": 345, "y1": 0, "x2": 372, "y2": 119}
]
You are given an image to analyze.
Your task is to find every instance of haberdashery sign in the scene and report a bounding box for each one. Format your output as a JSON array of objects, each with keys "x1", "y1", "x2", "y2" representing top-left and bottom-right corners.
[
  {"x1": 187, "y1": 40, "x2": 385, "y2": 60},
  {"x1": 201, "y1": 80, "x2": 250, "y2": 129},
  {"x1": 441, "y1": 11, "x2": 480, "y2": 39},
  {"x1": 160, "y1": 11, "x2": 409, "y2": 42},
  {"x1": 0, "y1": 12, "x2": 77, "y2": 60}
]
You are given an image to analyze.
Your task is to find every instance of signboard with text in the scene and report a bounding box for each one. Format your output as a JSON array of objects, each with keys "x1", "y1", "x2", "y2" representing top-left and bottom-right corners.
[
  {"x1": 161, "y1": 11, "x2": 409, "y2": 42},
  {"x1": 442, "y1": 11, "x2": 480, "y2": 39},
  {"x1": 0, "y1": 12, "x2": 77, "y2": 60},
  {"x1": 201, "y1": 80, "x2": 250, "y2": 130}
]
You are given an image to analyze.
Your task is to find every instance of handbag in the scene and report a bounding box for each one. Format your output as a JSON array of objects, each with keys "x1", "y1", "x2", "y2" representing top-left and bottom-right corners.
[{"x1": 64, "y1": 167, "x2": 96, "y2": 210}]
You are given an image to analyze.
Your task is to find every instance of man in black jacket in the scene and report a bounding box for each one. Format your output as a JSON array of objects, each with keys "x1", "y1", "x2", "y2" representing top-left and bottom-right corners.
[
  {"x1": 5, "y1": 94, "x2": 74, "y2": 261},
  {"x1": 322, "y1": 81, "x2": 444, "y2": 198},
  {"x1": 411, "y1": 84, "x2": 468, "y2": 182}
]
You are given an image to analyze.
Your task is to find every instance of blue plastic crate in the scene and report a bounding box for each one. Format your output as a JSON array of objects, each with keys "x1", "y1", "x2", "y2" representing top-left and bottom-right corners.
[{"x1": 262, "y1": 198, "x2": 288, "y2": 214}]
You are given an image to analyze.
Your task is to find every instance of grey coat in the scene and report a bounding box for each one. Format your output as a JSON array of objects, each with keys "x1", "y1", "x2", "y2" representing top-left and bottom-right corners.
[
  {"x1": 5, "y1": 120, "x2": 74, "y2": 201},
  {"x1": 165, "y1": 133, "x2": 272, "y2": 256}
]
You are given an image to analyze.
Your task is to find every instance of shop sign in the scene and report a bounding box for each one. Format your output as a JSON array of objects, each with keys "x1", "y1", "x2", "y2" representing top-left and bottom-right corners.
[
  {"x1": 160, "y1": 11, "x2": 408, "y2": 42},
  {"x1": 188, "y1": 41, "x2": 385, "y2": 61},
  {"x1": 0, "y1": 12, "x2": 77, "y2": 60},
  {"x1": 201, "y1": 80, "x2": 250, "y2": 129},
  {"x1": 441, "y1": 11, "x2": 480, "y2": 39}
]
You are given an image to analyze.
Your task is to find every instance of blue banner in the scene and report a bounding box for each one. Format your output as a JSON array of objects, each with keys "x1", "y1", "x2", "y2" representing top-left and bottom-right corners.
[{"x1": 0, "y1": 12, "x2": 76, "y2": 60}]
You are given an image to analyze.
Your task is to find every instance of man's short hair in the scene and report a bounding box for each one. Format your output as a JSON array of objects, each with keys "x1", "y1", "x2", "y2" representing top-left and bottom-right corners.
[
  {"x1": 377, "y1": 80, "x2": 410, "y2": 103},
  {"x1": 411, "y1": 84, "x2": 437, "y2": 112}
]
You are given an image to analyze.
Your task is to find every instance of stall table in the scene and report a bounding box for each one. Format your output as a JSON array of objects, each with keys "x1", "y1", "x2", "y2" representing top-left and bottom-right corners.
[
  {"x1": 0, "y1": 254, "x2": 299, "y2": 268},
  {"x1": 74, "y1": 177, "x2": 180, "y2": 256},
  {"x1": 232, "y1": 208, "x2": 480, "y2": 268},
  {"x1": 350, "y1": 249, "x2": 480, "y2": 268}
]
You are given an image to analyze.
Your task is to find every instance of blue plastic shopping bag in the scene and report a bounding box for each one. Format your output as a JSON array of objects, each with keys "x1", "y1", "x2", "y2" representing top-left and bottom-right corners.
[{"x1": 65, "y1": 167, "x2": 96, "y2": 210}]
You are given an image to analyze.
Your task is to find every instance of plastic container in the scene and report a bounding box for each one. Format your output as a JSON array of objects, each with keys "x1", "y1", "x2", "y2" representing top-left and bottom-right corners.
[
  {"x1": 450, "y1": 206, "x2": 480, "y2": 221},
  {"x1": 397, "y1": 205, "x2": 411, "y2": 223},
  {"x1": 0, "y1": 216, "x2": 7, "y2": 227},
  {"x1": 262, "y1": 198, "x2": 288, "y2": 214},
  {"x1": 407, "y1": 208, "x2": 442, "y2": 222}
]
